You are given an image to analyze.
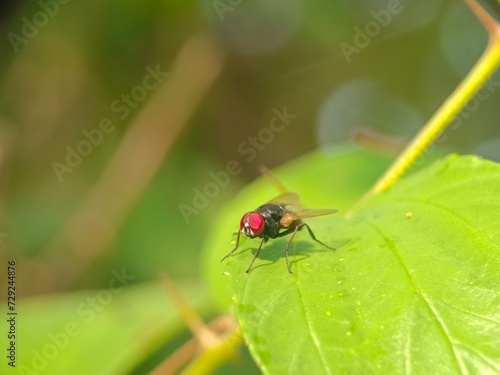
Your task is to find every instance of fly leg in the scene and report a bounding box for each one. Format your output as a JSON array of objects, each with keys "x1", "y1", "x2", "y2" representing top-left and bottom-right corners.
[
  {"x1": 220, "y1": 230, "x2": 242, "y2": 262},
  {"x1": 282, "y1": 225, "x2": 301, "y2": 274},
  {"x1": 304, "y1": 223, "x2": 334, "y2": 250},
  {"x1": 276, "y1": 224, "x2": 303, "y2": 274},
  {"x1": 245, "y1": 238, "x2": 267, "y2": 274}
]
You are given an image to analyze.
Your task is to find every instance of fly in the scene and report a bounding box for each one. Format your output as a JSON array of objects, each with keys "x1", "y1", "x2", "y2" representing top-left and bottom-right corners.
[{"x1": 221, "y1": 192, "x2": 338, "y2": 274}]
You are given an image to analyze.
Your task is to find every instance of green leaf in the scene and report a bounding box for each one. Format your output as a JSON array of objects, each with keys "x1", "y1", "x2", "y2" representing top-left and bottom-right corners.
[
  {"x1": 201, "y1": 144, "x2": 396, "y2": 308},
  {"x1": 2, "y1": 281, "x2": 211, "y2": 375},
  {"x1": 216, "y1": 153, "x2": 500, "y2": 374}
]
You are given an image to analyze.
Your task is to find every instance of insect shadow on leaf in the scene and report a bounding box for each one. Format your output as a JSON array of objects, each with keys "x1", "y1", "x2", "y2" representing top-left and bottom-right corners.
[{"x1": 221, "y1": 171, "x2": 339, "y2": 274}]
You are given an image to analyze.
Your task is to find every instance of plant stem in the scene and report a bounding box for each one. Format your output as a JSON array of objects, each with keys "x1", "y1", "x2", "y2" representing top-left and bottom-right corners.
[{"x1": 360, "y1": 0, "x2": 500, "y2": 201}]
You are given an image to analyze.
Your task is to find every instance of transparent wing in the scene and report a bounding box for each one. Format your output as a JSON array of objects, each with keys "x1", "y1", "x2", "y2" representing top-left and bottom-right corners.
[
  {"x1": 278, "y1": 207, "x2": 338, "y2": 227},
  {"x1": 267, "y1": 192, "x2": 301, "y2": 206},
  {"x1": 259, "y1": 166, "x2": 304, "y2": 207},
  {"x1": 259, "y1": 165, "x2": 289, "y2": 194},
  {"x1": 258, "y1": 165, "x2": 338, "y2": 223},
  {"x1": 285, "y1": 208, "x2": 339, "y2": 221}
]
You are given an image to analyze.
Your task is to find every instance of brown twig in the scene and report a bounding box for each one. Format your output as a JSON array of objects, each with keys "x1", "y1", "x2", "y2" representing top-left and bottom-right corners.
[
  {"x1": 149, "y1": 315, "x2": 239, "y2": 375},
  {"x1": 464, "y1": 0, "x2": 500, "y2": 40},
  {"x1": 149, "y1": 274, "x2": 239, "y2": 375},
  {"x1": 38, "y1": 33, "x2": 224, "y2": 290},
  {"x1": 352, "y1": 127, "x2": 406, "y2": 156},
  {"x1": 160, "y1": 273, "x2": 219, "y2": 349}
]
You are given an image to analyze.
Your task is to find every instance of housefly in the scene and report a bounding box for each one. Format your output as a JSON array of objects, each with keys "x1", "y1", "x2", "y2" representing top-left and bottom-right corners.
[{"x1": 221, "y1": 192, "x2": 338, "y2": 274}]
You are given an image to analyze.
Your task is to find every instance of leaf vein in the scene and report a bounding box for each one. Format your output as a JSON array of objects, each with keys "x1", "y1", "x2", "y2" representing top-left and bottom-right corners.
[
  {"x1": 366, "y1": 220, "x2": 470, "y2": 375},
  {"x1": 294, "y1": 272, "x2": 332, "y2": 375},
  {"x1": 375, "y1": 198, "x2": 497, "y2": 249}
]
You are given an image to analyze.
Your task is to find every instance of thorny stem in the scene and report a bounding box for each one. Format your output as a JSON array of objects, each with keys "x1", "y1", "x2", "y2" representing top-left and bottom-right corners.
[{"x1": 357, "y1": 0, "x2": 500, "y2": 206}]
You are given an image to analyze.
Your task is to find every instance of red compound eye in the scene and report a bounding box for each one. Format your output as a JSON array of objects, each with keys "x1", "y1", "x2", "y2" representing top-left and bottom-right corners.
[{"x1": 240, "y1": 212, "x2": 265, "y2": 237}]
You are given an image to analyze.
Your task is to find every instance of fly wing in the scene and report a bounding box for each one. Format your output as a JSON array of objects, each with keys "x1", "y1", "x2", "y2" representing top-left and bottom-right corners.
[
  {"x1": 286, "y1": 208, "x2": 339, "y2": 221},
  {"x1": 259, "y1": 166, "x2": 306, "y2": 208},
  {"x1": 259, "y1": 165, "x2": 289, "y2": 194},
  {"x1": 267, "y1": 192, "x2": 301, "y2": 206}
]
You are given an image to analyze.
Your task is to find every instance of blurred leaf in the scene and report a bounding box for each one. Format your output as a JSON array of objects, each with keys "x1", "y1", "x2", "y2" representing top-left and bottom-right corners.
[
  {"x1": 472, "y1": 136, "x2": 500, "y2": 161},
  {"x1": 207, "y1": 151, "x2": 500, "y2": 373},
  {"x1": 200, "y1": 0, "x2": 304, "y2": 55},
  {"x1": 439, "y1": 1, "x2": 486, "y2": 77},
  {"x1": 317, "y1": 79, "x2": 423, "y2": 146},
  {"x1": 2, "y1": 281, "x2": 211, "y2": 375},
  {"x1": 305, "y1": 0, "x2": 441, "y2": 48}
]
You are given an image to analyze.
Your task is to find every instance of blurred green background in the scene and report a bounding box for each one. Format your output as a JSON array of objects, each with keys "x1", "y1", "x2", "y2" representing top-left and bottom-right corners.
[{"x1": 0, "y1": 0, "x2": 499, "y2": 373}]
